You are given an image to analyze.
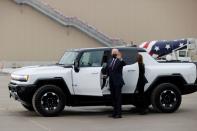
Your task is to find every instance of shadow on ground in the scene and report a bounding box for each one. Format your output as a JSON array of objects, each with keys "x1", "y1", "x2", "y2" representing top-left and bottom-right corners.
[{"x1": 8, "y1": 106, "x2": 189, "y2": 118}]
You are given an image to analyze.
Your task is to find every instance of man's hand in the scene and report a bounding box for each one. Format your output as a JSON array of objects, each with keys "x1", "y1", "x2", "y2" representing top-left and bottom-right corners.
[{"x1": 117, "y1": 51, "x2": 123, "y2": 60}]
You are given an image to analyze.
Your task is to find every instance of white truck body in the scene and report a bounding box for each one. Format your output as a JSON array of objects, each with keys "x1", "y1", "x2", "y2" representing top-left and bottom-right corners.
[
  {"x1": 11, "y1": 51, "x2": 196, "y2": 96},
  {"x1": 8, "y1": 47, "x2": 197, "y2": 116}
]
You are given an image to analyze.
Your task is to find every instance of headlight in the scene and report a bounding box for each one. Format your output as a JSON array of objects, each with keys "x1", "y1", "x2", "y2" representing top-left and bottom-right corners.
[{"x1": 11, "y1": 74, "x2": 29, "y2": 82}]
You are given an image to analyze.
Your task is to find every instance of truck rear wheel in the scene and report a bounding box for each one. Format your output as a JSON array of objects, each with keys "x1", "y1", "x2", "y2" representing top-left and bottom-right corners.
[
  {"x1": 151, "y1": 83, "x2": 182, "y2": 113},
  {"x1": 32, "y1": 85, "x2": 66, "y2": 117}
]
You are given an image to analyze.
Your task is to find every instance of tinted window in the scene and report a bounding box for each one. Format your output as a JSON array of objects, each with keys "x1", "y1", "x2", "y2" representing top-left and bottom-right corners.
[
  {"x1": 120, "y1": 49, "x2": 137, "y2": 65},
  {"x1": 179, "y1": 51, "x2": 187, "y2": 57},
  {"x1": 102, "y1": 50, "x2": 111, "y2": 64},
  {"x1": 80, "y1": 51, "x2": 104, "y2": 67}
]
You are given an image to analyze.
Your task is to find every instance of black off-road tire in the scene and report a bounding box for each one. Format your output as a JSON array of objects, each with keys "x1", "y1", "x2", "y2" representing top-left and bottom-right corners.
[
  {"x1": 151, "y1": 83, "x2": 182, "y2": 113},
  {"x1": 32, "y1": 85, "x2": 66, "y2": 117}
]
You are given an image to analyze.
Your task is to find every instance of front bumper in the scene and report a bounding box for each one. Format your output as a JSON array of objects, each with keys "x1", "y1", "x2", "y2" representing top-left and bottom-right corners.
[
  {"x1": 8, "y1": 82, "x2": 36, "y2": 104},
  {"x1": 182, "y1": 84, "x2": 197, "y2": 95}
]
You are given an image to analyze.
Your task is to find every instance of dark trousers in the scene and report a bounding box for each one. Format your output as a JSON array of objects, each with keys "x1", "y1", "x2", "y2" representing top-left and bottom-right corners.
[
  {"x1": 110, "y1": 81, "x2": 122, "y2": 116},
  {"x1": 136, "y1": 82, "x2": 148, "y2": 110}
]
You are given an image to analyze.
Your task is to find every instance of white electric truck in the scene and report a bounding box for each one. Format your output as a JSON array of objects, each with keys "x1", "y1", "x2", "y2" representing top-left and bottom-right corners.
[{"x1": 9, "y1": 47, "x2": 197, "y2": 116}]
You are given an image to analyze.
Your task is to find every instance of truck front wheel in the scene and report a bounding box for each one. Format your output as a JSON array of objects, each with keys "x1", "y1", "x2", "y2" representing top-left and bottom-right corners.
[
  {"x1": 151, "y1": 83, "x2": 182, "y2": 113},
  {"x1": 32, "y1": 85, "x2": 66, "y2": 117}
]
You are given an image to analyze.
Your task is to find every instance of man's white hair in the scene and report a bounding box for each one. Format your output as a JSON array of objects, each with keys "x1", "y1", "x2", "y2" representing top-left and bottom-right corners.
[{"x1": 111, "y1": 48, "x2": 119, "y2": 55}]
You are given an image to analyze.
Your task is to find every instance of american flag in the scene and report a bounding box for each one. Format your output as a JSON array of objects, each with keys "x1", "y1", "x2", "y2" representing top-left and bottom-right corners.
[{"x1": 139, "y1": 39, "x2": 190, "y2": 58}]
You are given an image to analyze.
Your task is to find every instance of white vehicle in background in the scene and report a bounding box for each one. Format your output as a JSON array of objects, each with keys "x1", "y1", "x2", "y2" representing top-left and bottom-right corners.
[
  {"x1": 139, "y1": 38, "x2": 197, "y2": 62},
  {"x1": 9, "y1": 47, "x2": 197, "y2": 116}
]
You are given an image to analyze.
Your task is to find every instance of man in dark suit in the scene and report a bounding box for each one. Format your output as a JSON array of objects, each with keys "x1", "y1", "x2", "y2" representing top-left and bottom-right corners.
[{"x1": 102, "y1": 49, "x2": 126, "y2": 118}]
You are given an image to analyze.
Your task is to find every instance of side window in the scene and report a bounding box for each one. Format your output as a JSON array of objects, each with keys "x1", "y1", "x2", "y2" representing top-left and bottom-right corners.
[
  {"x1": 101, "y1": 50, "x2": 111, "y2": 65},
  {"x1": 121, "y1": 49, "x2": 137, "y2": 65},
  {"x1": 178, "y1": 50, "x2": 187, "y2": 57},
  {"x1": 80, "y1": 51, "x2": 104, "y2": 67}
]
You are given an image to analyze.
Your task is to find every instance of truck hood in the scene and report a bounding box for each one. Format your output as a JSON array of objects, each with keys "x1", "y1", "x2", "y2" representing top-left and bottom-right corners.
[
  {"x1": 12, "y1": 65, "x2": 70, "y2": 75},
  {"x1": 11, "y1": 65, "x2": 73, "y2": 86}
]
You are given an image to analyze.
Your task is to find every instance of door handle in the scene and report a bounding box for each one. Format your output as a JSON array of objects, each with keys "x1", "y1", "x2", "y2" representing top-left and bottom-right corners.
[
  {"x1": 91, "y1": 72, "x2": 99, "y2": 74},
  {"x1": 127, "y1": 70, "x2": 136, "y2": 72}
]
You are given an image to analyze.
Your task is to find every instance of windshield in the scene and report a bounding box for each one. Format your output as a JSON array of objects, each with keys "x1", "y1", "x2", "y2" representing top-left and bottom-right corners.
[{"x1": 59, "y1": 51, "x2": 78, "y2": 65}]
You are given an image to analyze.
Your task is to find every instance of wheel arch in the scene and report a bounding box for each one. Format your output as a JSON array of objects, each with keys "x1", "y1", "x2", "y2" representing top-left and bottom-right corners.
[
  {"x1": 146, "y1": 74, "x2": 187, "y2": 96},
  {"x1": 34, "y1": 77, "x2": 72, "y2": 104}
]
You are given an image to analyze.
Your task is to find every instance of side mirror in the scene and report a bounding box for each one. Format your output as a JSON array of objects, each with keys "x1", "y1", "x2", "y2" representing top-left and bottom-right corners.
[{"x1": 74, "y1": 60, "x2": 80, "y2": 72}]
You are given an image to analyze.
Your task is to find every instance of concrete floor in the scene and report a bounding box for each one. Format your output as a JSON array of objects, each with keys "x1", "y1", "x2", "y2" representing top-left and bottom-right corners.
[{"x1": 0, "y1": 74, "x2": 197, "y2": 131}]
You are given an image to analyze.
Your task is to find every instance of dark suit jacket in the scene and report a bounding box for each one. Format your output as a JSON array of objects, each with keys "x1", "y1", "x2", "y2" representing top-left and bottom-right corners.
[
  {"x1": 136, "y1": 63, "x2": 148, "y2": 93},
  {"x1": 102, "y1": 58, "x2": 126, "y2": 87}
]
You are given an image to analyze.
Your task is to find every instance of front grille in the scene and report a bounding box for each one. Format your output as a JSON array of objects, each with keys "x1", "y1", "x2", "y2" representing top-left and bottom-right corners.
[{"x1": 10, "y1": 82, "x2": 17, "y2": 85}]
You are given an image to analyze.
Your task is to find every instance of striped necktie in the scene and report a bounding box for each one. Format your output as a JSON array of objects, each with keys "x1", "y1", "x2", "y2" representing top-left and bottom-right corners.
[{"x1": 110, "y1": 58, "x2": 117, "y2": 70}]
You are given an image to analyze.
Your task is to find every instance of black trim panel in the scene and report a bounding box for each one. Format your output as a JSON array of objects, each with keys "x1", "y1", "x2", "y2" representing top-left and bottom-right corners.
[
  {"x1": 9, "y1": 83, "x2": 37, "y2": 106},
  {"x1": 146, "y1": 74, "x2": 188, "y2": 95},
  {"x1": 69, "y1": 94, "x2": 146, "y2": 106},
  {"x1": 35, "y1": 77, "x2": 71, "y2": 95},
  {"x1": 182, "y1": 84, "x2": 197, "y2": 95}
]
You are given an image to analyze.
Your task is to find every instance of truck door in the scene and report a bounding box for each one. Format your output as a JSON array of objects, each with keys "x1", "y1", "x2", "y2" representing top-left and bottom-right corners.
[
  {"x1": 72, "y1": 50, "x2": 104, "y2": 96},
  {"x1": 101, "y1": 49, "x2": 139, "y2": 95},
  {"x1": 122, "y1": 49, "x2": 139, "y2": 93}
]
